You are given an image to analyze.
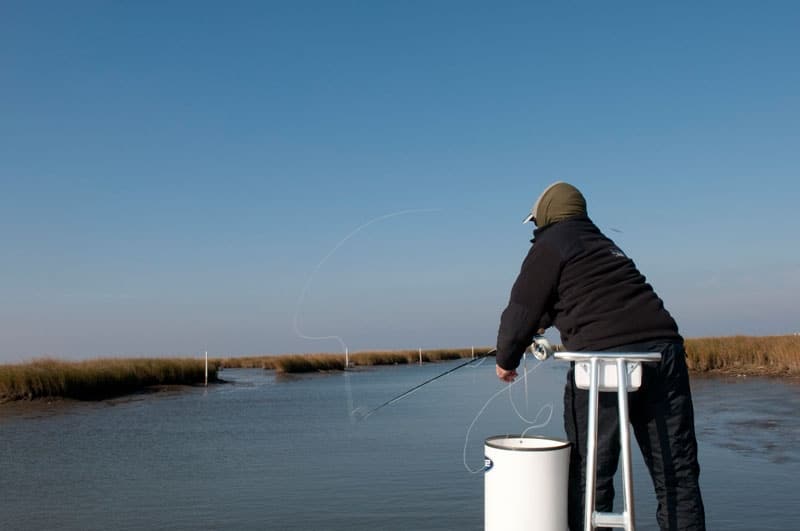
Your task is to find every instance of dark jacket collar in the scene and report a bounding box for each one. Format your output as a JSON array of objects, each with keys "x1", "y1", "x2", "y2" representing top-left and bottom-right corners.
[{"x1": 531, "y1": 215, "x2": 592, "y2": 243}]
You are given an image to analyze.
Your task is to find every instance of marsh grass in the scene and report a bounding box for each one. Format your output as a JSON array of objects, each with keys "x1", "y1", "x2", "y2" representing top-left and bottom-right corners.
[
  {"x1": 5, "y1": 336, "x2": 795, "y2": 402},
  {"x1": 685, "y1": 335, "x2": 800, "y2": 375},
  {"x1": 218, "y1": 337, "x2": 800, "y2": 376},
  {"x1": 214, "y1": 356, "x2": 279, "y2": 369},
  {"x1": 217, "y1": 347, "x2": 492, "y2": 373},
  {"x1": 0, "y1": 358, "x2": 219, "y2": 402}
]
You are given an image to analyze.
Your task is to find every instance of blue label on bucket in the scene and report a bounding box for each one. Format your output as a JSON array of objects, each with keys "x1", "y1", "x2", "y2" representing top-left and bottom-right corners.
[{"x1": 484, "y1": 457, "x2": 493, "y2": 472}]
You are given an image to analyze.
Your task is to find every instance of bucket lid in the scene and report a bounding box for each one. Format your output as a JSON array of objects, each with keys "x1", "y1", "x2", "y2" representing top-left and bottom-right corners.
[{"x1": 485, "y1": 435, "x2": 570, "y2": 451}]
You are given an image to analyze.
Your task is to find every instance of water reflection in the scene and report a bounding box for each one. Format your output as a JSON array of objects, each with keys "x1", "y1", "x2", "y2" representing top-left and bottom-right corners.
[
  {"x1": 1, "y1": 365, "x2": 799, "y2": 530},
  {"x1": 692, "y1": 376, "x2": 800, "y2": 465}
]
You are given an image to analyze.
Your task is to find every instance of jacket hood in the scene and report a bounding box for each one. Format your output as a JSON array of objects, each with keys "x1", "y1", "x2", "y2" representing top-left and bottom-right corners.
[{"x1": 532, "y1": 182, "x2": 587, "y2": 227}]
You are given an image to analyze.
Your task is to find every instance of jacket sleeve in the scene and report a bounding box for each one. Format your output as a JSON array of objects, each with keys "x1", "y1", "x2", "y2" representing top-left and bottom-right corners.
[{"x1": 495, "y1": 241, "x2": 561, "y2": 370}]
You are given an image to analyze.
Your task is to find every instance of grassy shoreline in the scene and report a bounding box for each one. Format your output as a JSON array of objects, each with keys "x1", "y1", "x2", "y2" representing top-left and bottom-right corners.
[
  {"x1": 0, "y1": 358, "x2": 219, "y2": 402},
  {"x1": 217, "y1": 335, "x2": 800, "y2": 377},
  {"x1": 215, "y1": 347, "x2": 493, "y2": 373},
  {"x1": 2, "y1": 336, "x2": 798, "y2": 402},
  {"x1": 685, "y1": 335, "x2": 800, "y2": 377}
]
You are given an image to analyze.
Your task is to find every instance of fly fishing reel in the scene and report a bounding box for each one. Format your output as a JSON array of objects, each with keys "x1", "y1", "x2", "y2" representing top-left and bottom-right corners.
[{"x1": 531, "y1": 336, "x2": 555, "y2": 361}]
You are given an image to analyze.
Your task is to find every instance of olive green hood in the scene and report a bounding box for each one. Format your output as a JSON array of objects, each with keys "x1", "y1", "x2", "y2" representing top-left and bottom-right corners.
[{"x1": 525, "y1": 181, "x2": 587, "y2": 227}]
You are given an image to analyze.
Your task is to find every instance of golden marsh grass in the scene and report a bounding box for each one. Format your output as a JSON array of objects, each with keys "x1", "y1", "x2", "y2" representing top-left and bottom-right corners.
[
  {"x1": 3, "y1": 336, "x2": 797, "y2": 402},
  {"x1": 219, "y1": 337, "x2": 800, "y2": 376},
  {"x1": 0, "y1": 358, "x2": 219, "y2": 402},
  {"x1": 217, "y1": 347, "x2": 491, "y2": 373},
  {"x1": 684, "y1": 335, "x2": 800, "y2": 375}
]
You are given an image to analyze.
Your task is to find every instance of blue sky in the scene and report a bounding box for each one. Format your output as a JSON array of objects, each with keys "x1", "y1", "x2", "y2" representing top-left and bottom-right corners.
[{"x1": 1, "y1": 1, "x2": 799, "y2": 361}]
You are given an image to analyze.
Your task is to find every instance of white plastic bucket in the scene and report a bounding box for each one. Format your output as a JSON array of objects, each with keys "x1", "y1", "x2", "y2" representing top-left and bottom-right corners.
[{"x1": 484, "y1": 435, "x2": 570, "y2": 531}]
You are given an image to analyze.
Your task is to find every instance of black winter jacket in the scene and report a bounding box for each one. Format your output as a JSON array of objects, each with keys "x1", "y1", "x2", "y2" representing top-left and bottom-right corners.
[{"x1": 496, "y1": 216, "x2": 681, "y2": 370}]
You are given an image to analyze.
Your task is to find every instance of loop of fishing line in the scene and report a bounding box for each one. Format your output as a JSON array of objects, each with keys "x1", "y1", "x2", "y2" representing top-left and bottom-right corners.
[
  {"x1": 289, "y1": 208, "x2": 443, "y2": 424},
  {"x1": 292, "y1": 208, "x2": 442, "y2": 354},
  {"x1": 291, "y1": 209, "x2": 553, "y2": 467},
  {"x1": 462, "y1": 358, "x2": 553, "y2": 474}
]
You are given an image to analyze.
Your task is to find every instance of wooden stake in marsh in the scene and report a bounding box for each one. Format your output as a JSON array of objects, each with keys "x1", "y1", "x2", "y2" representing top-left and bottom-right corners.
[{"x1": 204, "y1": 351, "x2": 208, "y2": 387}]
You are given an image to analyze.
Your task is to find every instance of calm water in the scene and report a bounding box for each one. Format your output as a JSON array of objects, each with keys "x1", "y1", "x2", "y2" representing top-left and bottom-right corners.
[{"x1": 2, "y1": 361, "x2": 799, "y2": 530}]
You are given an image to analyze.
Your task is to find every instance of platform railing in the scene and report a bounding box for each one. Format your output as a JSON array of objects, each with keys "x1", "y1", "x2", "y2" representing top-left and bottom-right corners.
[{"x1": 543, "y1": 347, "x2": 662, "y2": 531}]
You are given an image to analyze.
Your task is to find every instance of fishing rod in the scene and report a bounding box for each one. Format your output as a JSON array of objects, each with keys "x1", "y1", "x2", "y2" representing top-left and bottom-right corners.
[{"x1": 357, "y1": 348, "x2": 497, "y2": 420}]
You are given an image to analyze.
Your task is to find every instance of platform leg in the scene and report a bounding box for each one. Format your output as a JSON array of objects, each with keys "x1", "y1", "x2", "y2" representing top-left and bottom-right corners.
[
  {"x1": 617, "y1": 359, "x2": 635, "y2": 530},
  {"x1": 584, "y1": 358, "x2": 600, "y2": 531}
]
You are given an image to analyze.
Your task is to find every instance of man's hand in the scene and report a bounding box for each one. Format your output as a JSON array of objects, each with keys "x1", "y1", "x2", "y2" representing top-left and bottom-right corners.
[{"x1": 496, "y1": 364, "x2": 518, "y2": 383}]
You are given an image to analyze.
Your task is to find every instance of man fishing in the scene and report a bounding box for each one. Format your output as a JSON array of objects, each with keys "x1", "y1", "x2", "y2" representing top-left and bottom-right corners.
[{"x1": 494, "y1": 182, "x2": 706, "y2": 531}]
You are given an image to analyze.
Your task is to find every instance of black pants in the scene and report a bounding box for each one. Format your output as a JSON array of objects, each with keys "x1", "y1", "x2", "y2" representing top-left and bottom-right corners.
[{"x1": 564, "y1": 340, "x2": 706, "y2": 531}]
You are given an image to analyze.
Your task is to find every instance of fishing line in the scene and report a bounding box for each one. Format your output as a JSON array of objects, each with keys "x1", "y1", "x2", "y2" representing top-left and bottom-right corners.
[
  {"x1": 462, "y1": 358, "x2": 553, "y2": 474},
  {"x1": 290, "y1": 208, "x2": 442, "y2": 424},
  {"x1": 523, "y1": 351, "x2": 529, "y2": 413},
  {"x1": 515, "y1": 399, "x2": 554, "y2": 439},
  {"x1": 344, "y1": 370, "x2": 358, "y2": 424},
  {"x1": 469, "y1": 356, "x2": 489, "y2": 369},
  {"x1": 292, "y1": 208, "x2": 442, "y2": 354}
]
